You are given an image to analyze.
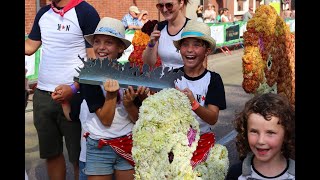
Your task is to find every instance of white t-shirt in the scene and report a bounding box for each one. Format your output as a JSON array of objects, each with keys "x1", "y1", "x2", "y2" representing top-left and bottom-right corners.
[
  {"x1": 36, "y1": 8, "x2": 86, "y2": 92},
  {"x1": 158, "y1": 24, "x2": 184, "y2": 70},
  {"x1": 175, "y1": 70, "x2": 226, "y2": 134},
  {"x1": 78, "y1": 86, "x2": 135, "y2": 161},
  {"x1": 85, "y1": 85, "x2": 134, "y2": 140},
  {"x1": 238, "y1": 152, "x2": 295, "y2": 180},
  {"x1": 221, "y1": 14, "x2": 230, "y2": 22},
  {"x1": 28, "y1": 2, "x2": 99, "y2": 92}
]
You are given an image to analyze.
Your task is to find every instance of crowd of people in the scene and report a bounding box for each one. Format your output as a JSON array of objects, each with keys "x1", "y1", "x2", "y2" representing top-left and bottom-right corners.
[
  {"x1": 25, "y1": 0, "x2": 295, "y2": 179},
  {"x1": 196, "y1": 3, "x2": 236, "y2": 23}
]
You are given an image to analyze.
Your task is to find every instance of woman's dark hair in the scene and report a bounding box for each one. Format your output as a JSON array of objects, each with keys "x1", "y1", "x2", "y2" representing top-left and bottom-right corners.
[
  {"x1": 179, "y1": 0, "x2": 190, "y2": 5},
  {"x1": 218, "y1": 8, "x2": 224, "y2": 15},
  {"x1": 233, "y1": 93, "x2": 295, "y2": 161},
  {"x1": 196, "y1": 5, "x2": 203, "y2": 11}
]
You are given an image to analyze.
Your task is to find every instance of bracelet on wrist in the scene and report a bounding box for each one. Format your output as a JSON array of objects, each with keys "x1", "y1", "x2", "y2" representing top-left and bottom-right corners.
[
  {"x1": 148, "y1": 42, "x2": 155, "y2": 48},
  {"x1": 70, "y1": 83, "x2": 78, "y2": 94},
  {"x1": 191, "y1": 100, "x2": 200, "y2": 111}
]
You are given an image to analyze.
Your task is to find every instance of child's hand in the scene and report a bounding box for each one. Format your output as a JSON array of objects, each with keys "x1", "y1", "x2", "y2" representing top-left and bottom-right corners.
[
  {"x1": 52, "y1": 85, "x2": 73, "y2": 103},
  {"x1": 123, "y1": 86, "x2": 137, "y2": 107},
  {"x1": 136, "y1": 86, "x2": 150, "y2": 101},
  {"x1": 175, "y1": 86, "x2": 195, "y2": 104},
  {"x1": 51, "y1": 89, "x2": 63, "y2": 102},
  {"x1": 104, "y1": 79, "x2": 120, "y2": 93}
]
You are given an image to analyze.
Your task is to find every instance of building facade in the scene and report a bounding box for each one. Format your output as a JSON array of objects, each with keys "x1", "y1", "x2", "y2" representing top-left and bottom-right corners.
[{"x1": 26, "y1": 0, "x2": 289, "y2": 35}]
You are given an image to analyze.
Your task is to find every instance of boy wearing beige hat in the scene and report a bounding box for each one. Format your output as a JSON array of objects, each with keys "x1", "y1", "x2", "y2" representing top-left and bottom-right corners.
[
  {"x1": 173, "y1": 20, "x2": 226, "y2": 167},
  {"x1": 60, "y1": 17, "x2": 149, "y2": 179}
]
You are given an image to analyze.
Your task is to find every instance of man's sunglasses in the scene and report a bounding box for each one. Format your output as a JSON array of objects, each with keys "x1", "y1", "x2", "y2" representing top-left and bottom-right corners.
[{"x1": 156, "y1": 2, "x2": 175, "y2": 10}]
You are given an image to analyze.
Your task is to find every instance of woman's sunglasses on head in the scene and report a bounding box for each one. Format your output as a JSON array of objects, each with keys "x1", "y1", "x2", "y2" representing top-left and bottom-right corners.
[{"x1": 156, "y1": 2, "x2": 175, "y2": 10}]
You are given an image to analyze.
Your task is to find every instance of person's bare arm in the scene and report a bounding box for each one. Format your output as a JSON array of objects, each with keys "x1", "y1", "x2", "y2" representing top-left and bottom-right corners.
[
  {"x1": 95, "y1": 92, "x2": 118, "y2": 127},
  {"x1": 123, "y1": 86, "x2": 139, "y2": 122},
  {"x1": 193, "y1": 104, "x2": 220, "y2": 125},
  {"x1": 61, "y1": 102, "x2": 72, "y2": 121},
  {"x1": 123, "y1": 86, "x2": 150, "y2": 123},
  {"x1": 142, "y1": 42, "x2": 158, "y2": 67},
  {"x1": 142, "y1": 24, "x2": 160, "y2": 67},
  {"x1": 137, "y1": 11, "x2": 144, "y2": 21},
  {"x1": 86, "y1": 47, "x2": 96, "y2": 59},
  {"x1": 25, "y1": 38, "x2": 41, "y2": 55},
  {"x1": 177, "y1": 87, "x2": 220, "y2": 125},
  {"x1": 95, "y1": 79, "x2": 119, "y2": 127},
  {"x1": 138, "y1": 10, "x2": 148, "y2": 20},
  {"x1": 52, "y1": 83, "x2": 77, "y2": 103},
  {"x1": 52, "y1": 47, "x2": 96, "y2": 103}
]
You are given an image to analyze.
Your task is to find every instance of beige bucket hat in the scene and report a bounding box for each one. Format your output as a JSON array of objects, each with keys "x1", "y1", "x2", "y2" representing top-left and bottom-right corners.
[
  {"x1": 173, "y1": 20, "x2": 216, "y2": 51},
  {"x1": 129, "y1": 6, "x2": 140, "y2": 14},
  {"x1": 84, "y1": 17, "x2": 131, "y2": 49}
]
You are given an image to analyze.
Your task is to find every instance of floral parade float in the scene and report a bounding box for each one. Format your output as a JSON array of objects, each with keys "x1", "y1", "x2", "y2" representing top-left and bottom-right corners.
[
  {"x1": 128, "y1": 20, "x2": 162, "y2": 70},
  {"x1": 75, "y1": 60, "x2": 229, "y2": 179},
  {"x1": 242, "y1": 5, "x2": 295, "y2": 106},
  {"x1": 132, "y1": 88, "x2": 229, "y2": 179},
  {"x1": 74, "y1": 20, "x2": 229, "y2": 179}
]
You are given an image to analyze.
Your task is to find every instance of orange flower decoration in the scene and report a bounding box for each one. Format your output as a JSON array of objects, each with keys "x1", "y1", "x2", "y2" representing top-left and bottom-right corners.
[
  {"x1": 242, "y1": 5, "x2": 295, "y2": 106},
  {"x1": 128, "y1": 30, "x2": 162, "y2": 70}
]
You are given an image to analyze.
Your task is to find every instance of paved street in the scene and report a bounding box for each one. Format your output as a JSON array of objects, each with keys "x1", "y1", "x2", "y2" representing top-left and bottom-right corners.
[
  {"x1": 206, "y1": 48, "x2": 253, "y2": 167},
  {"x1": 25, "y1": 48, "x2": 252, "y2": 180}
]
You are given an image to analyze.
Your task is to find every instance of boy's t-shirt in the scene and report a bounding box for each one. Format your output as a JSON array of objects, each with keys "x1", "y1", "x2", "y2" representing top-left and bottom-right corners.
[
  {"x1": 238, "y1": 152, "x2": 295, "y2": 180},
  {"x1": 69, "y1": 83, "x2": 142, "y2": 139},
  {"x1": 174, "y1": 67, "x2": 226, "y2": 134}
]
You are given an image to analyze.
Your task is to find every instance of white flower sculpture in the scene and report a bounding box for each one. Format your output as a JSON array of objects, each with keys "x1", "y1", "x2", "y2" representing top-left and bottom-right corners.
[
  {"x1": 194, "y1": 144, "x2": 229, "y2": 179},
  {"x1": 132, "y1": 88, "x2": 229, "y2": 180}
]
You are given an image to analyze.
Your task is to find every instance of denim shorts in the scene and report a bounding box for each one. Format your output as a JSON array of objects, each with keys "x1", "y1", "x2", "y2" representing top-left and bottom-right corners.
[
  {"x1": 79, "y1": 161, "x2": 87, "y2": 180},
  {"x1": 84, "y1": 137, "x2": 133, "y2": 175}
]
